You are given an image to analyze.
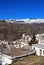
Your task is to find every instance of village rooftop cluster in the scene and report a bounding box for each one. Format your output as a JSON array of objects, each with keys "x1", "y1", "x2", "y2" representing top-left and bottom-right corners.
[{"x1": 0, "y1": 33, "x2": 44, "y2": 65}]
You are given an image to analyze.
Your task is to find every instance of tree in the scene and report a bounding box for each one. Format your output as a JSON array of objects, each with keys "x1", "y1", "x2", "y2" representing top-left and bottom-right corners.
[{"x1": 29, "y1": 33, "x2": 38, "y2": 46}]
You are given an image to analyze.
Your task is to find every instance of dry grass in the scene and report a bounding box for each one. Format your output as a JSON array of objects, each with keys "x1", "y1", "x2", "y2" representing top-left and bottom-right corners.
[{"x1": 11, "y1": 55, "x2": 44, "y2": 65}]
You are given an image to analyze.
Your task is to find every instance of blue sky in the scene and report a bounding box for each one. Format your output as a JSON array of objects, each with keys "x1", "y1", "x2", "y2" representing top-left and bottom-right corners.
[{"x1": 0, "y1": 0, "x2": 44, "y2": 19}]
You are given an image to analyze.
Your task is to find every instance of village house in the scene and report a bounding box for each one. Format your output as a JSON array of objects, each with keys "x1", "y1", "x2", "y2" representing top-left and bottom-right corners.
[
  {"x1": 13, "y1": 39, "x2": 29, "y2": 48},
  {"x1": 0, "y1": 40, "x2": 8, "y2": 45},
  {"x1": 0, "y1": 34, "x2": 34, "y2": 65},
  {"x1": 22, "y1": 33, "x2": 31, "y2": 42},
  {"x1": 13, "y1": 34, "x2": 31, "y2": 48},
  {"x1": 0, "y1": 34, "x2": 31, "y2": 49},
  {"x1": 0, "y1": 44, "x2": 35, "y2": 65},
  {"x1": 0, "y1": 53, "x2": 12, "y2": 65},
  {"x1": 32, "y1": 33, "x2": 44, "y2": 56}
]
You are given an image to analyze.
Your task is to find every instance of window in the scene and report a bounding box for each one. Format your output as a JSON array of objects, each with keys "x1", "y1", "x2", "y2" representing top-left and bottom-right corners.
[
  {"x1": 40, "y1": 49, "x2": 42, "y2": 56},
  {"x1": 33, "y1": 47, "x2": 35, "y2": 50},
  {"x1": 43, "y1": 50, "x2": 44, "y2": 54}
]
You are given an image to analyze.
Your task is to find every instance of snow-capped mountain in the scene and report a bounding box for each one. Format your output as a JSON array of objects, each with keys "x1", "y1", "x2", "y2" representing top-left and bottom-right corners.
[
  {"x1": 5, "y1": 19, "x2": 16, "y2": 23},
  {"x1": 5, "y1": 18, "x2": 44, "y2": 23}
]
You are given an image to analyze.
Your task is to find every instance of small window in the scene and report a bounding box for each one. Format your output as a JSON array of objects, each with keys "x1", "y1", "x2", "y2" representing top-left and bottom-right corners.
[
  {"x1": 43, "y1": 50, "x2": 44, "y2": 54},
  {"x1": 33, "y1": 47, "x2": 35, "y2": 50},
  {"x1": 40, "y1": 49, "x2": 42, "y2": 56}
]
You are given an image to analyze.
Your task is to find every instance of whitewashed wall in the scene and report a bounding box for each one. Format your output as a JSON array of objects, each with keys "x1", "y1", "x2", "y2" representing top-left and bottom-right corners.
[
  {"x1": 32, "y1": 46, "x2": 42, "y2": 56},
  {"x1": 42, "y1": 49, "x2": 44, "y2": 56},
  {"x1": 0, "y1": 53, "x2": 12, "y2": 65}
]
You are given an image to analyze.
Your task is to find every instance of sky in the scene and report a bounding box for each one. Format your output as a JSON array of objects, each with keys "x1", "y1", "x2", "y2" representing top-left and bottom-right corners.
[{"x1": 0, "y1": 0, "x2": 44, "y2": 19}]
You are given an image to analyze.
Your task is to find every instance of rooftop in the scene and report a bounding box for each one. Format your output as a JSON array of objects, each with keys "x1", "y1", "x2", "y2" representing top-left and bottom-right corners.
[
  {"x1": 1, "y1": 45, "x2": 34, "y2": 57},
  {"x1": 32, "y1": 44, "x2": 44, "y2": 49}
]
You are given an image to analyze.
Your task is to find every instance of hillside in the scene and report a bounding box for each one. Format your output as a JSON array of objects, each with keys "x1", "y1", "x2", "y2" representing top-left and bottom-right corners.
[
  {"x1": 0, "y1": 20, "x2": 44, "y2": 40},
  {"x1": 11, "y1": 55, "x2": 44, "y2": 65}
]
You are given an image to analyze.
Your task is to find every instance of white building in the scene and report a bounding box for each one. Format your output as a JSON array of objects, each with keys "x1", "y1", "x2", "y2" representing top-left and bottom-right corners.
[
  {"x1": 0, "y1": 53, "x2": 12, "y2": 65},
  {"x1": 13, "y1": 34, "x2": 31, "y2": 48},
  {"x1": 14, "y1": 39, "x2": 28, "y2": 48},
  {"x1": 32, "y1": 44, "x2": 44, "y2": 56},
  {"x1": 32, "y1": 33, "x2": 44, "y2": 56},
  {"x1": 0, "y1": 40, "x2": 8, "y2": 45}
]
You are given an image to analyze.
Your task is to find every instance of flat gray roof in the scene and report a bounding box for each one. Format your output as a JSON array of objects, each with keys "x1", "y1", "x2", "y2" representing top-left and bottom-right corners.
[
  {"x1": 32, "y1": 44, "x2": 44, "y2": 49},
  {"x1": 1, "y1": 45, "x2": 35, "y2": 57}
]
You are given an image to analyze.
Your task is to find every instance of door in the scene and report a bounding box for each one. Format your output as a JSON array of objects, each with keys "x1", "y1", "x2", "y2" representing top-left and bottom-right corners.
[{"x1": 40, "y1": 49, "x2": 42, "y2": 56}]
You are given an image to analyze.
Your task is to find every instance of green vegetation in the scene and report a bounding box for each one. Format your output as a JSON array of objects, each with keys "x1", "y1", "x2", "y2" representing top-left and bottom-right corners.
[
  {"x1": 10, "y1": 64, "x2": 14, "y2": 65},
  {"x1": 29, "y1": 33, "x2": 38, "y2": 45},
  {"x1": 11, "y1": 55, "x2": 44, "y2": 65}
]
